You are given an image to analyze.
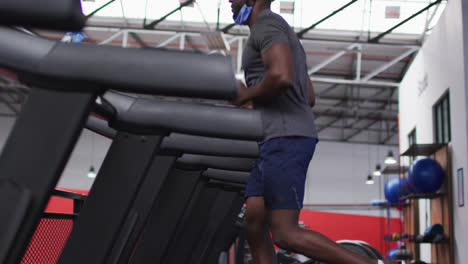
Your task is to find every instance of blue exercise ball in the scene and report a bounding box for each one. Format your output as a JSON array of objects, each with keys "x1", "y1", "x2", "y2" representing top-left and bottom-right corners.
[
  {"x1": 385, "y1": 177, "x2": 403, "y2": 204},
  {"x1": 409, "y1": 158, "x2": 445, "y2": 193},
  {"x1": 400, "y1": 177, "x2": 411, "y2": 197},
  {"x1": 402, "y1": 168, "x2": 414, "y2": 196}
]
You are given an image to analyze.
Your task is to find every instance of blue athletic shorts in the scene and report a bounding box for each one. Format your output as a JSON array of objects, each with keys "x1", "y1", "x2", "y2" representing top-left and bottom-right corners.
[{"x1": 245, "y1": 136, "x2": 318, "y2": 209}]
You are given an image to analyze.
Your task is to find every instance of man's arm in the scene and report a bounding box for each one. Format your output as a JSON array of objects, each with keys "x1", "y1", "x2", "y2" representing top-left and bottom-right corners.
[
  {"x1": 232, "y1": 42, "x2": 294, "y2": 106},
  {"x1": 307, "y1": 77, "x2": 315, "y2": 107}
]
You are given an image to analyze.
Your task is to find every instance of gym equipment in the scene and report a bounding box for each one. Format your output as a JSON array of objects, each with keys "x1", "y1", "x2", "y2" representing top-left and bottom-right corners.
[
  {"x1": 423, "y1": 224, "x2": 445, "y2": 242},
  {"x1": 384, "y1": 177, "x2": 403, "y2": 204},
  {"x1": 337, "y1": 240, "x2": 380, "y2": 260},
  {"x1": 395, "y1": 249, "x2": 412, "y2": 259},
  {"x1": 409, "y1": 157, "x2": 445, "y2": 193},
  {"x1": 57, "y1": 92, "x2": 262, "y2": 264},
  {"x1": 355, "y1": 240, "x2": 384, "y2": 260},
  {"x1": 391, "y1": 233, "x2": 402, "y2": 241},
  {"x1": 20, "y1": 189, "x2": 86, "y2": 263},
  {"x1": 0, "y1": 26, "x2": 241, "y2": 264},
  {"x1": 414, "y1": 227, "x2": 446, "y2": 244},
  {"x1": 279, "y1": 240, "x2": 383, "y2": 264},
  {"x1": 387, "y1": 248, "x2": 412, "y2": 260},
  {"x1": 386, "y1": 248, "x2": 399, "y2": 259},
  {"x1": 0, "y1": 0, "x2": 86, "y2": 30}
]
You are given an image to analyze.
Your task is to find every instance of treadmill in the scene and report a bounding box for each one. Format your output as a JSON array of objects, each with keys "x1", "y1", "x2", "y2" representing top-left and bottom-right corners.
[
  {"x1": 57, "y1": 91, "x2": 262, "y2": 264},
  {"x1": 0, "y1": 26, "x2": 242, "y2": 264}
]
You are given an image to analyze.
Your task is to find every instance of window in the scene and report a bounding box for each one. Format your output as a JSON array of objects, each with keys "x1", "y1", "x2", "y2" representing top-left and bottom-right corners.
[
  {"x1": 385, "y1": 6, "x2": 400, "y2": 19},
  {"x1": 433, "y1": 91, "x2": 451, "y2": 143},
  {"x1": 408, "y1": 128, "x2": 416, "y2": 164},
  {"x1": 408, "y1": 128, "x2": 416, "y2": 146},
  {"x1": 280, "y1": 1, "x2": 295, "y2": 14}
]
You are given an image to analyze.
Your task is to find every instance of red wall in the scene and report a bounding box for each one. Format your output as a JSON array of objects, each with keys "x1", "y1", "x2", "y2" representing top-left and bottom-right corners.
[{"x1": 299, "y1": 209, "x2": 401, "y2": 256}]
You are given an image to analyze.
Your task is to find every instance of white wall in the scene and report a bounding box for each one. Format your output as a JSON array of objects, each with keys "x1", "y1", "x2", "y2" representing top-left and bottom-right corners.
[{"x1": 399, "y1": 0, "x2": 467, "y2": 262}]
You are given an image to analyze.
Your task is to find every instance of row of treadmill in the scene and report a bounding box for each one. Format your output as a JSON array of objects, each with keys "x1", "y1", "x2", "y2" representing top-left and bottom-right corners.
[{"x1": 0, "y1": 23, "x2": 263, "y2": 264}]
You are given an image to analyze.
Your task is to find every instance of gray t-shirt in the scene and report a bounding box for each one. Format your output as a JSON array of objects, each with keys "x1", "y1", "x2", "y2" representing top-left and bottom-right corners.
[{"x1": 242, "y1": 9, "x2": 318, "y2": 142}]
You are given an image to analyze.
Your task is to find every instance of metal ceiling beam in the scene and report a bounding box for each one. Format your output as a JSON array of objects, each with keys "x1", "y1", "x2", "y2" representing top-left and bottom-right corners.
[
  {"x1": 397, "y1": 50, "x2": 417, "y2": 82},
  {"x1": 308, "y1": 43, "x2": 360, "y2": 75},
  {"x1": 317, "y1": 124, "x2": 398, "y2": 133},
  {"x1": 144, "y1": 0, "x2": 195, "y2": 29},
  {"x1": 318, "y1": 138, "x2": 398, "y2": 146},
  {"x1": 361, "y1": 47, "x2": 419, "y2": 82},
  {"x1": 420, "y1": 0, "x2": 443, "y2": 43},
  {"x1": 156, "y1": 33, "x2": 183, "y2": 48},
  {"x1": 318, "y1": 84, "x2": 341, "y2": 96},
  {"x1": 85, "y1": 19, "x2": 423, "y2": 47},
  {"x1": 317, "y1": 95, "x2": 398, "y2": 105},
  {"x1": 221, "y1": 23, "x2": 237, "y2": 33},
  {"x1": 314, "y1": 87, "x2": 352, "y2": 121},
  {"x1": 355, "y1": 46, "x2": 362, "y2": 80},
  {"x1": 128, "y1": 32, "x2": 150, "y2": 48},
  {"x1": 381, "y1": 131, "x2": 397, "y2": 144},
  {"x1": 87, "y1": 0, "x2": 116, "y2": 18},
  {"x1": 84, "y1": 25, "x2": 422, "y2": 49},
  {"x1": 317, "y1": 117, "x2": 343, "y2": 132},
  {"x1": 314, "y1": 72, "x2": 400, "y2": 82},
  {"x1": 98, "y1": 30, "x2": 124, "y2": 45},
  {"x1": 315, "y1": 104, "x2": 398, "y2": 115},
  {"x1": 327, "y1": 89, "x2": 396, "y2": 141},
  {"x1": 313, "y1": 111, "x2": 397, "y2": 122},
  {"x1": 310, "y1": 77, "x2": 400, "y2": 88},
  {"x1": 297, "y1": 0, "x2": 359, "y2": 38},
  {"x1": 369, "y1": 0, "x2": 443, "y2": 43},
  {"x1": 0, "y1": 94, "x2": 19, "y2": 115},
  {"x1": 344, "y1": 119, "x2": 380, "y2": 141}
]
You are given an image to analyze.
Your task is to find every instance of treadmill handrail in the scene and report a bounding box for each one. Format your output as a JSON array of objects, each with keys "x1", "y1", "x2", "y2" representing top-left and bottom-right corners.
[
  {"x1": 161, "y1": 133, "x2": 259, "y2": 158},
  {"x1": 86, "y1": 115, "x2": 260, "y2": 158},
  {"x1": 0, "y1": 27, "x2": 238, "y2": 100},
  {"x1": 202, "y1": 168, "x2": 249, "y2": 184},
  {"x1": 85, "y1": 115, "x2": 117, "y2": 139},
  {"x1": 100, "y1": 91, "x2": 264, "y2": 141},
  {"x1": 177, "y1": 154, "x2": 254, "y2": 172},
  {"x1": 0, "y1": 0, "x2": 86, "y2": 31}
]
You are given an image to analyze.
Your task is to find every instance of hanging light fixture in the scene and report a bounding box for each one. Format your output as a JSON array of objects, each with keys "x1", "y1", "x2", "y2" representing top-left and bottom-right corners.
[
  {"x1": 88, "y1": 166, "x2": 96, "y2": 178},
  {"x1": 373, "y1": 164, "x2": 382, "y2": 176},
  {"x1": 384, "y1": 151, "x2": 397, "y2": 165},
  {"x1": 366, "y1": 174, "x2": 374, "y2": 185}
]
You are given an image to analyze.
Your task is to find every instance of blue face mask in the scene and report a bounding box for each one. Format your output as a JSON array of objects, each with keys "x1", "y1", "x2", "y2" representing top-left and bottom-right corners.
[{"x1": 233, "y1": 4, "x2": 253, "y2": 25}]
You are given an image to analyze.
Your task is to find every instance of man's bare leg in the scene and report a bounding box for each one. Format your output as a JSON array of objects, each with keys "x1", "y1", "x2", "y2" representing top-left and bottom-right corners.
[
  {"x1": 269, "y1": 209, "x2": 376, "y2": 264},
  {"x1": 244, "y1": 196, "x2": 277, "y2": 264}
]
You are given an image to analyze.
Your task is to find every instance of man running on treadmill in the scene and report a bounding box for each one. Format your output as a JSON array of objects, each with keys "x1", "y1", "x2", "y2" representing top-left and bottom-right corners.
[{"x1": 230, "y1": 1, "x2": 391, "y2": 264}]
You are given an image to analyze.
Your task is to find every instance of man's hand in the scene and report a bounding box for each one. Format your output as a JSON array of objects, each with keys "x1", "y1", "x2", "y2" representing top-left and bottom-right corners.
[{"x1": 232, "y1": 80, "x2": 250, "y2": 106}]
